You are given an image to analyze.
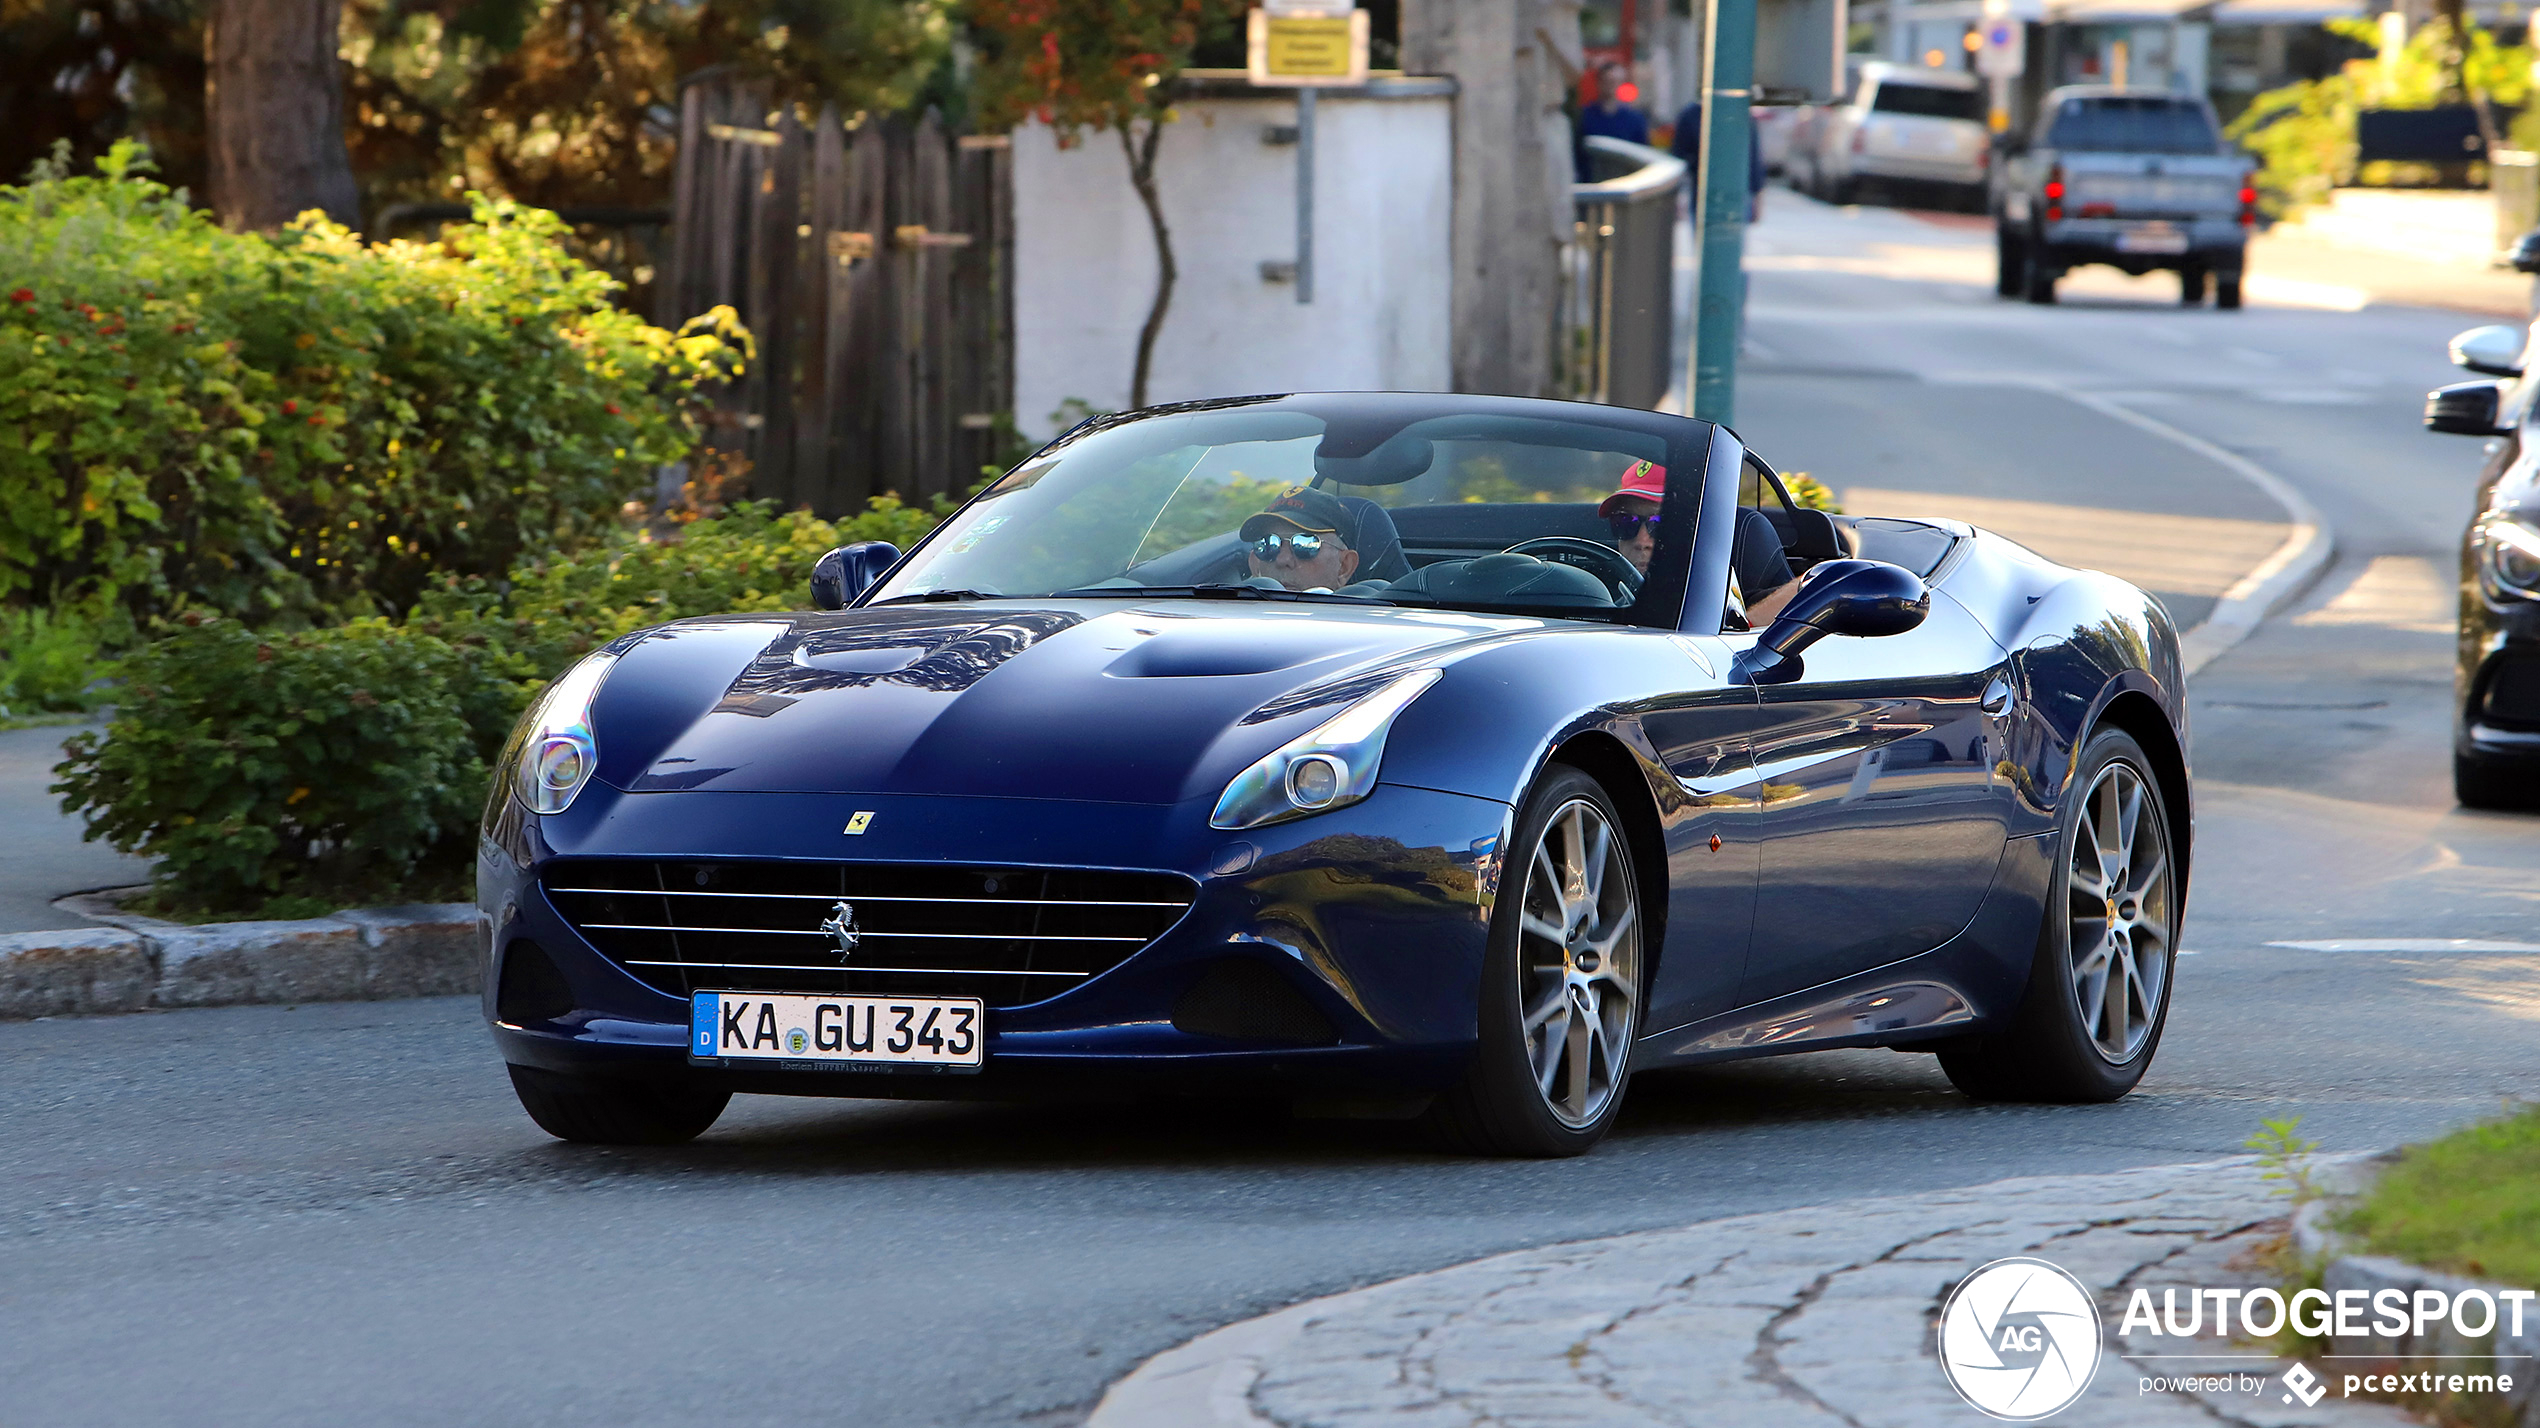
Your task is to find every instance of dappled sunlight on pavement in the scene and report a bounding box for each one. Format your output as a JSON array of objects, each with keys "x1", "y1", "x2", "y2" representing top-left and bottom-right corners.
[{"x1": 1845, "y1": 485, "x2": 2286, "y2": 600}]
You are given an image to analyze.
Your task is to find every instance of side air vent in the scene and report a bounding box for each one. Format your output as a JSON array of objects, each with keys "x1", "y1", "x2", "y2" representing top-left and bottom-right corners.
[
  {"x1": 1172, "y1": 959, "x2": 1341, "y2": 1045},
  {"x1": 496, "y1": 938, "x2": 575, "y2": 1025}
]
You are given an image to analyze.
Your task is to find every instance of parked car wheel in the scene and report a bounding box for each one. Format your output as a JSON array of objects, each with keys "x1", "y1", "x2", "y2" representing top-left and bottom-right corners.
[
  {"x1": 1426, "y1": 766, "x2": 1643, "y2": 1157},
  {"x1": 2179, "y1": 265, "x2": 2208, "y2": 305},
  {"x1": 1940, "y1": 728, "x2": 2177, "y2": 1103},
  {"x1": 1829, "y1": 175, "x2": 1857, "y2": 206},
  {"x1": 508, "y1": 1064, "x2": 731, "y2": 1144},
  {"x1": 2215, "y1": 274, "x2": 2244, "y2": 310},
  {"x1": 2455, "y1": 749, "x2": 2540, "y2": 811},
  {"x1": 1996, "y1": 228, "x2": 2025, "y2": 297},
  {"x1": 2022, "y1": 242, "x2": 2059, "y2": 304}
]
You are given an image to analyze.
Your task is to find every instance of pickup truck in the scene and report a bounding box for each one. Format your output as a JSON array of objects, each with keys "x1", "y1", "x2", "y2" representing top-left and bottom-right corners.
[{"x1": 1994, "y1": 88, "x2": 2256, "y2": 308}]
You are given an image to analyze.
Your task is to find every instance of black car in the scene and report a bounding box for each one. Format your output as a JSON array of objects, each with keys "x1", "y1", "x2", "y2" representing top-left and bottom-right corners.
[{"x1": 2426, "y1": 313, "x2": 2540, "y2": 808}]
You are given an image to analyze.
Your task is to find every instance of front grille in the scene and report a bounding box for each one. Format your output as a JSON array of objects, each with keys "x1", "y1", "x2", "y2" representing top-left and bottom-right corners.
[{"x1": 545, "y1": 860, "x2": 1198, "y2": 1008}]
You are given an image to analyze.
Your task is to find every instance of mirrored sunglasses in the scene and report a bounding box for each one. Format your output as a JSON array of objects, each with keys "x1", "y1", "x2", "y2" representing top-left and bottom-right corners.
[{"x1": 1247, "y1": 532, "x2": 1328, "y2": 560}]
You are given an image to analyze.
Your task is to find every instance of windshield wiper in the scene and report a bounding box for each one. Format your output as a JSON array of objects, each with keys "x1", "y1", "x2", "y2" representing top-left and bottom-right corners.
[{"x1": 870, "y1": 588, "x2": 1002, "y2": 606}]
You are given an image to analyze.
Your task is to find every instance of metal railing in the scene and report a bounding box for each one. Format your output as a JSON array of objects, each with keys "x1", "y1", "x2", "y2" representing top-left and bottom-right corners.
[{"x1": 1559, "y1": 136, "x2": 1687, "y2": 410}]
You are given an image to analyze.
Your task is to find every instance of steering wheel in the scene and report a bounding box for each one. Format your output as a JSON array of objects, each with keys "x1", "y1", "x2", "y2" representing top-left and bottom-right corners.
[{"x1": 1501, "y1": 537, "x2": 1644, "y2": 603}]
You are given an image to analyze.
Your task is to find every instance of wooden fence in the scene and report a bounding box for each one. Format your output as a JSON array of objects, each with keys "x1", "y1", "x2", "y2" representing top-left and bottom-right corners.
[{"x1": 659, "y1": 79, "x2": 1015, "y2": 517}]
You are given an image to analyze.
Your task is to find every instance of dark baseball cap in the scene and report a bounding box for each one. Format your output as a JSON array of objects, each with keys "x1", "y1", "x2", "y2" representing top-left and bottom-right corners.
[{"x1": 1240, "y1": 485, "x2": 1353, "y2": 543}]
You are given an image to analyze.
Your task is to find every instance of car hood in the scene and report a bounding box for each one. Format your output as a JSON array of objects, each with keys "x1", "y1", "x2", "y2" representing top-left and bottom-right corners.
[{"x1": 585, "y1": 600, "x2": 1536, "y2": 804}]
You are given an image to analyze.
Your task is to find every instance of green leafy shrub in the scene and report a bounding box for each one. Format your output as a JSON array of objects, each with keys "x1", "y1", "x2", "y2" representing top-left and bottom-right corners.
[
  {"x1": 53, "y1": 616, "x2": 484, "y2": 908},
  {"x1": 2342, "y1": 1104, "x2": 2540, "y2": 1287},
  {"x1": 0, "y1": 603, "x2": 117, "y2": 716},
  {"x1": 0, "y1": 141, "x2": 747, "y2": 625}
]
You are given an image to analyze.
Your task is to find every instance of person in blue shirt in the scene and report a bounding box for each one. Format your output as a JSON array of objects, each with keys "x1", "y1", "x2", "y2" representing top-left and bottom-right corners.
[
  {"x1": 1670, "y1": 98, "x2": 1768, "y2": 222},
  {"x1": 1574, "y1": 64, "x2": 1651, "y2": 180}
]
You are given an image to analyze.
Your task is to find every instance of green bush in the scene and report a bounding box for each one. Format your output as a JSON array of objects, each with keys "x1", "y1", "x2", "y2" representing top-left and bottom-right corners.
[
  {"x1": 58, "y1": 495, "x2": 962, "y2": 909},
  {"x1": 0, "y1": 141, "x2": 746, "y2": 625},
  {"x1": 53, "y1": 616, "x2": 484, "y2": 908},
  {"x1": 0, "y1": 603, "x2": 117, "y2": 716}
]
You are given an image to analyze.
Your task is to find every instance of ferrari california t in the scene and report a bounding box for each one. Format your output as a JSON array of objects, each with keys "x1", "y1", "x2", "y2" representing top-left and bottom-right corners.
[{"x1": 480, "y1": 392, "x2": 2191, "y2": 1156}]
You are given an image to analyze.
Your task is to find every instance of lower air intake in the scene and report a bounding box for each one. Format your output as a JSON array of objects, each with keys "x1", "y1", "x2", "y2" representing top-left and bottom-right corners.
[{"x1": 1172, "y1": 959, "x2": 1341, "y2": 1045}]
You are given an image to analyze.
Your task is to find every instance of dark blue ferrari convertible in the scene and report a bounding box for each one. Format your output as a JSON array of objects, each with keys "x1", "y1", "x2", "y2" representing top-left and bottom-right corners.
[{"x1": 481, "y1": 392, "x2": 2190, "y2": 1156}]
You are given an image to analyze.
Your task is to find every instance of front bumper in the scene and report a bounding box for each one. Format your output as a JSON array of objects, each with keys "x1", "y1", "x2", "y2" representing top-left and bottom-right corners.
[
  {"x1": 2459, "y1": 583, "x2": 2540, "y2": 761},
  {"x1": 479, "y1": 781, "x2": 1511, "y2": 1097}
]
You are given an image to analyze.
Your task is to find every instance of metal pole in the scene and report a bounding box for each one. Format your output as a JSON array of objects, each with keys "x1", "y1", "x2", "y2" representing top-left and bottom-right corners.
[
  {"x1": 1687, "y1": 0, "x2": 1756, "y2": 422},
  {"x1": 1297, "y1": 85, "x2": 1317, "y2": 305}
]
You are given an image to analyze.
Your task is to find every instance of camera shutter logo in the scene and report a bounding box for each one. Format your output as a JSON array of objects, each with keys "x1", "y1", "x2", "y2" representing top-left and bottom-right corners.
[{"x1": 1936, "y1": 1256, "x2": 2103, "y2": 1420}]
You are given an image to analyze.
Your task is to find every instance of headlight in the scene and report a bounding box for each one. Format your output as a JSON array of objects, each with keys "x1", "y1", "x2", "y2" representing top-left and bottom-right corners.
[
  {"x1": 2484, "y1": 517, "x2": 2540, "y2": 599},
  {"x1": 512, "y1": 649, "x2": 622, "y2": 815},
  {"x1": 1210, "y1": 668, "x2": 1441, "y2": 831}
]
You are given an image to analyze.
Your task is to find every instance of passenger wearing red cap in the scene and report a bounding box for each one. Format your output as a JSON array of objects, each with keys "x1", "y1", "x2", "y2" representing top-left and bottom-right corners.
[{"x1": 1597, "y1": 461, "x2": 1798, "y2": 622}]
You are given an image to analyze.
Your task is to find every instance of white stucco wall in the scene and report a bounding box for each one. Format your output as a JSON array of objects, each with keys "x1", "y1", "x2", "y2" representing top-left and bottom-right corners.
[{"x1": 1012, "y1": 84, "x2": 1454, "y2": 441}]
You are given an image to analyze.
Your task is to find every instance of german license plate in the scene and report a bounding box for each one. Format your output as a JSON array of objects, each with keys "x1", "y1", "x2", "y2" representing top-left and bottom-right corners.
[
  {"x1": 2116, "y1": 225, "x2": 2189, "y2": 254},
  {"x1": 690, "y1": 991, "x2": 984, "y2": 1070}
]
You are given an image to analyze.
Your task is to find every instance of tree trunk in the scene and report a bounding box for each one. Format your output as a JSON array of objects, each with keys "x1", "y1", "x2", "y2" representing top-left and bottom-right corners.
[
  {"x1": 1120, "y1": 117, "x2": 1174, "y2": 410},
  {"x1": 205, "y1": 0, "x2": 360, "y2": 230}
]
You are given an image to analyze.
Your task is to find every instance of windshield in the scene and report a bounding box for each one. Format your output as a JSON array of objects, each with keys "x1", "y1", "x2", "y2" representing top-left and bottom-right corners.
[
  {"x1": 867, "y1": 397, "x2": 1700, "y2": 621},
  {"x1": 2043, "y1": 97, "x2": 2219, "y2": 154},
  {"x1": 1872, "y1": 81, "x2": 1984, "y2": 123}
]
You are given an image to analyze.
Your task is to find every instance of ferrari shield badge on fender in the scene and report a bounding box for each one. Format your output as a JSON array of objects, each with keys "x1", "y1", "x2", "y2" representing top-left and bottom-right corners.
[{"x1": 844, "y1": 811, "x2": 874, "y2": 835}]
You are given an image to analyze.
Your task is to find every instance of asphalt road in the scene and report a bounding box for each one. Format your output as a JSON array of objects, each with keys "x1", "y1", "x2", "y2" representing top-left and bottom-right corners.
[{"x1": 8, "y1": 197, "x2": 2540, "y2": 1428}]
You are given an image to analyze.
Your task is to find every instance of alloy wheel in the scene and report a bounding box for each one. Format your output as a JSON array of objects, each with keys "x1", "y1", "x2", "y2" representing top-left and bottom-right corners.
[
  {"x1": 1515, "y1": 798, "x2": 1640, "y2": 1127},
  {"x1": 2067, "y1": 762, "x2": 2173, "y2": 1063}
]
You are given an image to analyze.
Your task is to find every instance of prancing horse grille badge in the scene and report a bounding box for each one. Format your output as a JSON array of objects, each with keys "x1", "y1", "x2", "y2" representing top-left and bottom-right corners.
[{"x1": 820, "y1": 901, "x2": 861, "y2": 961}]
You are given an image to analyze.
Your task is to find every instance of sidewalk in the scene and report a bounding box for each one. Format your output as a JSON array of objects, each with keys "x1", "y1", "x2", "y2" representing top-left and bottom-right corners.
[
  {"x1": 0, "y1": 723, "x2": 147, "y2": 934},
  {"x1": 1090, "y1": 1159, "x2": 2417, "y2": 1428}
]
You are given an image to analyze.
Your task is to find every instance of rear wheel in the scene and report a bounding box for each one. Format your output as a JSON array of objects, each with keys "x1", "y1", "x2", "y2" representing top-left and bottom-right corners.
[
  {"x1": 1426, "y1": 767, "x2": 1643, "y2": 1157},
  {"x1": 2215, "y1": 274, "x2": 2244, "y2": 310},
  {"x1": 2456, "y1": 748, "x2": 2540, "y2": 810},
  {"x1": 508, "y1": 1064, "x2": 731, "y2": 1145},
  {"x1": 1941, "y1": 729, "x2": 2177, "y2": 1103},
  {"x1": 2022, "y1": 241, "x2": 2060, "y2": 304},
  {"x1": 2178, "y1": 264, "x2": 2208, "y2": 305},
  {"x1": 1996, "y1": 227, "x2": 2025, "y2": 297}
]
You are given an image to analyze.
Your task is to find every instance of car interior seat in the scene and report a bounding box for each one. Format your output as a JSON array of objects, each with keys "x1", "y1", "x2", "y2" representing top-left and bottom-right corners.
[{"x1": 1337, "y1": 497, "x2": 1413, "y2": 583}]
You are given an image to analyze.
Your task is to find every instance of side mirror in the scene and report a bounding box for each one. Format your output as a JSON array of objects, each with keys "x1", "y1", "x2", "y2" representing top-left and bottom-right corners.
[
  {"x1": 2512, "y1": 229, "x2": 2540, "y2": 275},
  {"x1": 2450, "y1": 324, "x2": 2526, "y2": 377},
  {"x1": 1737, "y1": 559, "x2": 1931, "y2": 681},
  {"x1": 810, "y1": 541, "x2": 902, "y2": 610},
  {"x1": 2425, "y1": 380, "x2": 2515, "y2": 438}
]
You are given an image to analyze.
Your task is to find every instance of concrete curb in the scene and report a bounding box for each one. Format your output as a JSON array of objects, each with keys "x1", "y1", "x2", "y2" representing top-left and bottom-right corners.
[
  {"x1": 0, "y1": 896, "x2": 481, "y2": 1019},
  {"x1": 2295, "y1": 1160, "x2": 2540, "y2": 1426}
]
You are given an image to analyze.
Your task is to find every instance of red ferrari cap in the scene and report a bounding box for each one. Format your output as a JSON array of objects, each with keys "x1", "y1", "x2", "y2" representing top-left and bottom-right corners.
[{"x1": 1596, "y1": 460, "x2": 1665, "y2": 517}]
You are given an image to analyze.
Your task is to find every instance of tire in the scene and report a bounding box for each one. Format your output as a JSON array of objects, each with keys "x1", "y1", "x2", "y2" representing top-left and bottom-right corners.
[
  {"x1": 2215, "y1": 275, "x2": 2243, "y2": 310},
  {"x1": 1829, "y1": 176, "x2": 1857, "y2": 206},
  {"x1": 2178, "y1": 265, "x2": 2208, "y2": 305},
  {"x1": 2456, "y1": 748, "x2": 2540, "y2": 810},
  {"x1": 1940, "y1": 728, "x2": 2178, "y2": 1103},
  {"x1": 1996, "y1": 227, "x2": 2025, "y2": 297},
  {"x1": 2022, "y1": 240, "x2": 2059, "y2": 304},
  {"x1": 1425, "y1": 767, "x2": 1644, "y2": 1157},
  {"x1": 508, "y1": 1064, "x2": 731, "y2": 1145}
]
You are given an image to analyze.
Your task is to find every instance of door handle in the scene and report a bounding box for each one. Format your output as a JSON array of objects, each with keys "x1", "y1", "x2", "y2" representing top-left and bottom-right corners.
[{"x1": 1981, "y1": 678, "x2": 2017, "y2": 717}]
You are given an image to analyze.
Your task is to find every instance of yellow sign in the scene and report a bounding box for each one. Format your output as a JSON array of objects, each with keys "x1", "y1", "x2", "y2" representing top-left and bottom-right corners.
[{"x1": 1247, "y1": 8, "x2": 1371, "y2": 87}]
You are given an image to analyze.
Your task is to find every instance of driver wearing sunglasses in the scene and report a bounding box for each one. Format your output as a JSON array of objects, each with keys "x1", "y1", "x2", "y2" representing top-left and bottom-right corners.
[
  {"x1": 1241, "y1": 486, "x2": 1361, "y2": 592},
  {"x1": 1598, "y1": 461, "x2": 1798, "y2": 622}
]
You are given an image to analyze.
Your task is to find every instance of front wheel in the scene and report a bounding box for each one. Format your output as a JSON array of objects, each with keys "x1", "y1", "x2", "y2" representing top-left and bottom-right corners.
[
  {"x1": 508, "y1": 1064, "x2": 731, "y2": 1144},
  {"x1": 2457, "y1": 748, "x2": 2540, "y2": 810},
  {"x1": 2178, "y1": 264, "x2": 2208, "y2": 305},
  {"x1": 1996, "y1": 227, "x2": 2025, "y2": 297},
  {"x1": 2215, "y1": 274, "x2": 2244, "y2": 310},
  {"x1": 1941, "y1": 728, "x2": 2179, "y2": 1103},
  {"x1": 1426, "y1": 767, "x2": 1643, "y2": 1157}
]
